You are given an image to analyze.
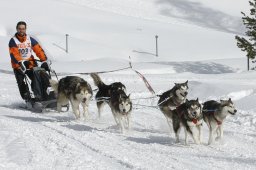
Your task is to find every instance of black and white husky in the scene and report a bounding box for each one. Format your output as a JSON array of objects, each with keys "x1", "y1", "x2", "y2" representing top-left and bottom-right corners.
[
  {"x1": 158, "y1": 81, "x2": 188, "y2": 130},
  {"x1": 109, "y1": 89, "x2": 132, "y2": 133},
  {"x1": 172, "y1": 98, "x2": 203, "y2": 145},
  {"x1": 50, "y1": 76, "x2": 93, "y2": 119},
  {"x1": 90, "y1": 73, "x2": 126, "y2": 118},
  {"x1": 203, "y1": 98, "x2": 237, "y2": 145}
]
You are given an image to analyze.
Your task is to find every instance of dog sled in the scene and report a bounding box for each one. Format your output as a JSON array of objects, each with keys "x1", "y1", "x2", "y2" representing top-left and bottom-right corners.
[{"x1": 23, "y1": 66, "x2": 68, "y2": 113}]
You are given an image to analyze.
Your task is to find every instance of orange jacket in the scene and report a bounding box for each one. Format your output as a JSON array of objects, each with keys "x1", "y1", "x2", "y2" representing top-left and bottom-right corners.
[{"x1": 9, "y1": 33, "x2": 47, "y2": 69}]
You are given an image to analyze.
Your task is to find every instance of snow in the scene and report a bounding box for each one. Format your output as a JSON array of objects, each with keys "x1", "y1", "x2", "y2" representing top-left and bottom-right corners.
[{"x1": 1, "y1": 0, "x2": 256, "y2": 169}]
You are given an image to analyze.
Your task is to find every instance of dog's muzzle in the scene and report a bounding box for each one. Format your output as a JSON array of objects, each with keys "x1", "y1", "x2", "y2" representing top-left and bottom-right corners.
[
  {"x1": 192, "y1": 111, "x2": 197, "y2": 117},
  {"x1": 180, "y1": 92, "x2": 188, "y2": 97},
  {"x1": 82, "y1": 98, "x2": 87, "y2": 103},
  {"x1": 229, "y1": 109, "x2": 237, "y2": 115},
  {"x1": 121, "y1": 109, "x2": 129, "y2": 115}
]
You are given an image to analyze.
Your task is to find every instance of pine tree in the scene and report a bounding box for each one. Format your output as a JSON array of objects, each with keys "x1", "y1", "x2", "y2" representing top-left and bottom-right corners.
[{"x1": 235, "y1": 0, "x2": 256, "y2": 70}]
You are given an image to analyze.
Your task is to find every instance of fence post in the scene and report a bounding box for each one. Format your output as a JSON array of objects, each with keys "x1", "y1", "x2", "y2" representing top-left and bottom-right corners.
[
  {"x1": 66, "y1": 34, "x2": 69, "y2": 53},
  {"x1": 155, "y1": 35, "x2": 158, "y2": 57},
  {"x1": 247, "y1": 57, "x2": 250, "y2": 71}
]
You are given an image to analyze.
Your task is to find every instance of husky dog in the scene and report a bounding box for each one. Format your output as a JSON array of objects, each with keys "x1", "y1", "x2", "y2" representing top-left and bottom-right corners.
[
  {"x1": 50, "y1": 76, "x2": 93, "y2": 119},
  {"x1": 172, "y1": 98, "x2": 203, "y2": 145},
  {"x1": 203, "y1": 98, "x2": 237, "y2": 145},
  {"x1": 158, "y1": 81, "x2": 188, "y2": 130},
  {"x1": 109, "y1": 89, "x2": 132, "y2": 133},
  {"x1": 90, "y1": 73, "x2": 126, "y2": 118}
]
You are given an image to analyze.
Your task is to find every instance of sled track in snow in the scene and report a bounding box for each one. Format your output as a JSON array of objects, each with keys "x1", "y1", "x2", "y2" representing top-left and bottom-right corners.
[{"x1": 40, "y1": 122, "x2": 135, "y2": 169}]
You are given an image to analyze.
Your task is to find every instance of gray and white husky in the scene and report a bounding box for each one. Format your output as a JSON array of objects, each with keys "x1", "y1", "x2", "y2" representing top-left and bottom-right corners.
[
  {"x1": 172, "y1": 98, "x2": 203, "y2": 145},
  {"x1": 109, "y1": 89, "x2": 132, "y2": 133},
  {"x1": 90, "y1": 73, "x2": 126, "y2": 118},
  {"x1": 50, "y1": 76, "x2": 93, "y2": 119},
  {"x1": 203, "y1": 98, "x2": 237, "y2": 145},
  {"x1": 158, "y1": 81, "x2": 188, "y2": 131}
]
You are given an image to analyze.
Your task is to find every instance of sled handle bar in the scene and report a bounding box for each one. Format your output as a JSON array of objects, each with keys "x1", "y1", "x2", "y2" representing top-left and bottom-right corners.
[{"x1": 34, "y1": 59, "x2": 59, "y2": 80}]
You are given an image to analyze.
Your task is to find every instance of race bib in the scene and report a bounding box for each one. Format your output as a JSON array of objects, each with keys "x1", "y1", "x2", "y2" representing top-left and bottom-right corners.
[{"x1": 13, "y1": 35, "x2": 32, "y2": 59}]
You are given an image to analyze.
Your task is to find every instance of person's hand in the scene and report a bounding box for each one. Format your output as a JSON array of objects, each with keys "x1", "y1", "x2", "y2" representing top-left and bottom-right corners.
[{"x1": 41, "y1": 61, "x2": 50, "y2": 71}]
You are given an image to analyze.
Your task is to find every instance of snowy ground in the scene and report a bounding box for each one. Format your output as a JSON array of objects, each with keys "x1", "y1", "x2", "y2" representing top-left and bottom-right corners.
[
  {"x1": 1, "y1": 0, "x2": 256, "y2": 169},
  {"x1": 1, "y1": 65, "x2": 256, "y2": 169}
]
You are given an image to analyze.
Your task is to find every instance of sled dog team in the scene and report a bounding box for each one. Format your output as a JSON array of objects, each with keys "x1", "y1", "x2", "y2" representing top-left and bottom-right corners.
[{"x1": 49, "y1": 75, "x2": 237, "y2": 145}]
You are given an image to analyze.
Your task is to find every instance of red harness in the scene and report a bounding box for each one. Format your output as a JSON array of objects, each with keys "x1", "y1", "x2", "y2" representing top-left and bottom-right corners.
[
  {"x1": 192, "y1": 118, "x2": 198, "y2": 124},
  {"x1": 208, "y1": 112, "x2": 222, "y2": 125},
  {"x1": 176, "y1": 106, "x2": 198, "y2": 125},
  {"x1": 213, "y1": 115, "x2": 222, "y2": 125}
]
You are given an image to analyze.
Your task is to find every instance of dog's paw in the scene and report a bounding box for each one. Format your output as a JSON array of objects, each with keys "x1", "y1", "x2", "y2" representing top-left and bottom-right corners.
[
  {"x1": 175, "y1": 139, "x2": 180, "y2": 143},
  {"x1": 79, "y1": 117, "x2": 86, "y2": 122},
  {"x1": 184, "y1": 142, "x2": 189, "y2": 146},
  {"x1": 215, "y1": 136, "x2": 222, "y2": 141},
  {"x1": 195, "y1": 141, "x2": 200, "y2": 145},
  {"x1": 208, "y1": 141, "x2": 213, "y2": 145}
]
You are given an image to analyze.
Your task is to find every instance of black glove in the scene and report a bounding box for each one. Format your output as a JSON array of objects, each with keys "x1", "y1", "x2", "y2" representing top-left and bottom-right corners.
[
  {"x1": 18, "y1": 60, "x2": 30, "y2": 73},
  {"x1": 41, "y1": 61, "x2": 50, "y2": 71}
]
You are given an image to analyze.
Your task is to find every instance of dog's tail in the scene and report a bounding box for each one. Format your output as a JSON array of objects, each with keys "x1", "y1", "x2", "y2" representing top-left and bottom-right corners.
[
  {"x1": 49, "y1": 79, "x2": 59, "y2": 93},
  {"x1": 90, "y1": 73, "x2": 105, "y2": 87}
]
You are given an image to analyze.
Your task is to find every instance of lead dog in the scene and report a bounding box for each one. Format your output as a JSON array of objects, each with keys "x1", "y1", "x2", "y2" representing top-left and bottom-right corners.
[
  {"x1": 203, "y1": 98, "x2": 237, "y2": 145},
  {"x1": 50, "y1": 76, "x2": 93, "y2": 119},
  {"x1": 158, "y1": 81, "x2": 188, "y2": 131},
  {"x1": 172, "y1": 98, "x2": 203, "y2": 145}
]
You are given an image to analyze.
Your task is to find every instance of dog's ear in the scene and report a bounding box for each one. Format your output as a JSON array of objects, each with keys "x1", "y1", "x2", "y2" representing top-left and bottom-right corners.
[
  {"x1": 185, "y1": 80, "x2": 188, "y2": 84},
  {"x1": 169, "y1": 92, "x2": 174, "y2": 97},
  {"x1": 220, "y1": 99, "x2": 228, "y2": 105},
  {"x1": 128, "y1": 93, "x2": 131, "y2": 99},
  {"x1": 186, "y1": 99, "x2": 189, "y2": 103},
  {"x1": 75, "y1": 83, "x2": 80, "y2": 91},
  {"x1": 196, "y1": 98, "x2": 199, "y2": 102},
  {"x1": 228, "y1": 98, "x2": 232, "y2": 102}
]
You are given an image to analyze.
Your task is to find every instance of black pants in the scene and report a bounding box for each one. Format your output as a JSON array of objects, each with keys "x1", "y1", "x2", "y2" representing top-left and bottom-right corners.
[{"x1": 13, "y1": 69, "x2": 34, "y2": 100}]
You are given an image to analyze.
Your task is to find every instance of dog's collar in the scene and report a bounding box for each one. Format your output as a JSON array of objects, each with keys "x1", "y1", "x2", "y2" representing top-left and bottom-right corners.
[
  {"x1": 191, "y1": 117, "x2": 203, "y2": 124},
  {"x1": 192, "y1": 118, "x2": 198, "y2": 124},
  {"x1": 172, "y1": 97, "x2": 183, "y2": 108},
  {"x1": 176, "y1": 106, "x2": 200, "y2": 124}
]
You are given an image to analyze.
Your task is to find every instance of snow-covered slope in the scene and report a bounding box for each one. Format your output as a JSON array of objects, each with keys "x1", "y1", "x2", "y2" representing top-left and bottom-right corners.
[
  {"x1": 1, "y1": 0, "x2": 256, "y2": 169},
  {"x1": 0, "y1": 0, "x2": 248, "y2": 68}
]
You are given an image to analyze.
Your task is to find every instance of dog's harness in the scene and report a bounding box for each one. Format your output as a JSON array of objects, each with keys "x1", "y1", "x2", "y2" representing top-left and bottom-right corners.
[
  {"x1": 191, "y1": 119, "x2": 198, "y2": 124},
  {"x1": 172, "y1": 98, "x2": 182, "y2": 108},
  {"x1": 176, "y1": 106, "x2": 199, "y2": 125},
  {"x1": 160, "y1": 97, "x2": 183, "y2": 111},
  {"x1": 158, "y1": 96, "x2": 171, "y2": 106},
  {"x1": 203, "y1": 109, "x2": 222, "y2": 125},
  {"x1": 95, "y1": 96, "x2": 110, "y2": 102},
  {"x1": 213, "y1": 115, "x2": 222, "y2": 125}
]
